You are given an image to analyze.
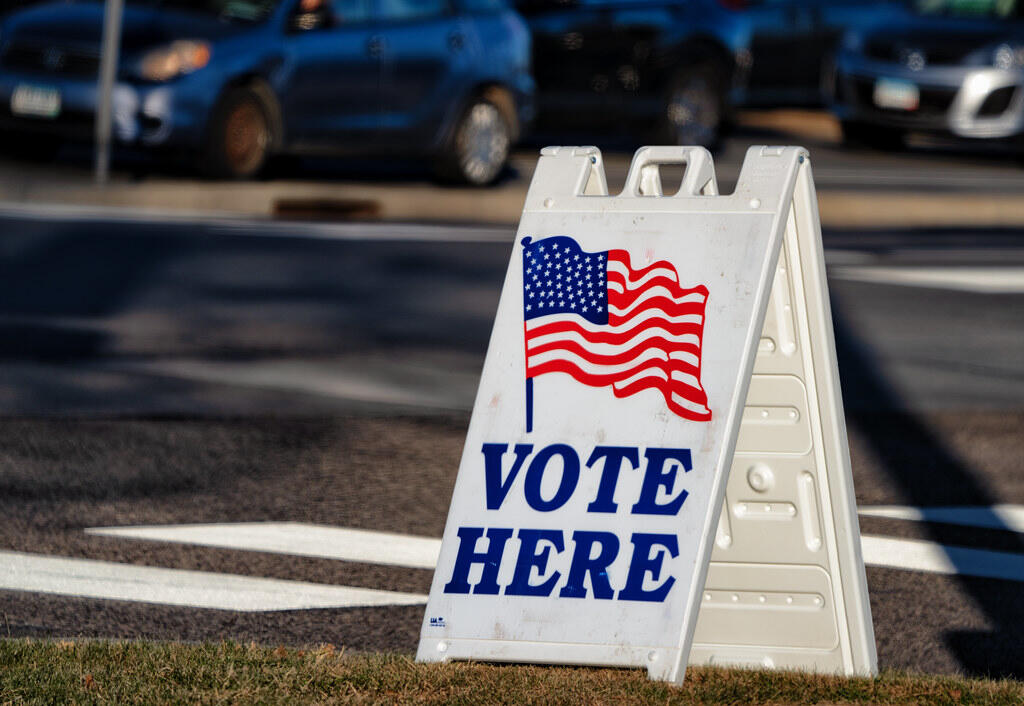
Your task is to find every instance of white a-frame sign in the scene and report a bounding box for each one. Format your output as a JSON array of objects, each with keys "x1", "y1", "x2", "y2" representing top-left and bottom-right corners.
[{"x1": 417, "y1": 146, "x2": 877, "y2": 683}]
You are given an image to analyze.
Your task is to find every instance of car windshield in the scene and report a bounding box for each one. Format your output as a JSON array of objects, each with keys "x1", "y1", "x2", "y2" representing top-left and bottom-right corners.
[
  {"x1": 911, "y1": 0, "x2": 1024, "y2": 19},
  {"x1": 124, "y1": 0, "x2": 281, "y2": 22}
]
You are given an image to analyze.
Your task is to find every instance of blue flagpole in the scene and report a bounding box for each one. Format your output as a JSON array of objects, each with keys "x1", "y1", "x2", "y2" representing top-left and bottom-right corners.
[
  {"x1": 522, "y1": 236, "x2": 533, "y2": 433},
  {"x1": 526, "y1": 377, "x2": 533, "y2": 433}
]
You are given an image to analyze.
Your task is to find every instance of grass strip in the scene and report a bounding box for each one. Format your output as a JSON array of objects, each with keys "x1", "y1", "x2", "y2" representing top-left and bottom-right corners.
[{"x1": 1, "y1": 639, "x2": 1021, "y2": 705}]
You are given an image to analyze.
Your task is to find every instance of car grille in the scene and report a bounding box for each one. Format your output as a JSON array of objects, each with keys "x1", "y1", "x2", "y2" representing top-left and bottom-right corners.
[
  {"x1": 1, "y1": 41, "x2": 101, "y2": 77},
  {"x1": 864, "y1": 39, "x2": 973, "y2": 66}
]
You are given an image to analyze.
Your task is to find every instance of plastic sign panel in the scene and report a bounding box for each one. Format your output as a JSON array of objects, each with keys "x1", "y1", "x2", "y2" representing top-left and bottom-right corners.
[{"x1": 417, "y1": 146, "x2": 876, "y2": 683}]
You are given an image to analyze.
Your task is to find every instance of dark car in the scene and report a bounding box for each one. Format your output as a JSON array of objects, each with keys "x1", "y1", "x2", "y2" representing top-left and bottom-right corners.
[
  {"x1": 517, "y1": 0, "x2": 901, "y2": 148},
  {"x1": 833, "y1": 0, "x2": 1024, "y2": 149},
  {"x1": 0, "y1": 0, "x2": 534, "y2": 183},
  {"x1": 737, "y1": 0, "x2": 903, "y2": 109},
  {"x1": 516, "y1": 0, "x2": 744, "y2": 147}
]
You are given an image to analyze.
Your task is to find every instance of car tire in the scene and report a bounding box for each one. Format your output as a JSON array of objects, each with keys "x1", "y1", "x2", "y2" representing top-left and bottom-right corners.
[
  {"x1": 841, "y1": 120, "x2": 904, "y2": 151},
  {"x1": 661, "y1": 64, "x2": 726, "y2": 149},
  {"x1": 436, "y1": 97, "x2": 511, "y2": 186},
  {"x1": 203, "y1": 86, "x2": 272, "y2": 179}
]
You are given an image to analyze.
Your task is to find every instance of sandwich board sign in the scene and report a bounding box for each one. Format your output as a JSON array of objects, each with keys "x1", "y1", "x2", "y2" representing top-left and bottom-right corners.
[{"x1": 416, "y1": 145, "x2": 877, "y2": 683}]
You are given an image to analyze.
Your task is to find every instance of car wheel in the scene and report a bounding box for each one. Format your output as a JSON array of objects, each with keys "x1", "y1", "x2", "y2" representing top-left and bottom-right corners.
[
  {"x1": 438, "y1": 98, "x2": 511, "y2": 186},
  {"x1": 662, "y1": 65, "x2": 725, "y2": 149},
  {"x1": 204, "y1": 87, "x2": 271, "y2": 179},
  {"x1": 841, "y1": 120, "x2": 904, "y2": 151}
]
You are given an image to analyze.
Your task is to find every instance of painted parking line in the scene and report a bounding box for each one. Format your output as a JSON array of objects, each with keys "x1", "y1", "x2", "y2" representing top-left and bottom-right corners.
[
  {"x1": 830, "y1": 266, "x2": 1024, "y2": 294},
  {"x1": 87, "y1": 522, "x2": 442, "y2": 570},
  {"x1": 859, "y1": 504, "x2": 1024, "y2": 533},
  {"x1": 91, "y1": 522, "x2": 1024, "y2": 584},
  {"x1": 859, "y1": 535, "x2": 1024, "y2": 583},
  {"x1": 0, "y1": 550, "x2": 426, "y2": 611}
]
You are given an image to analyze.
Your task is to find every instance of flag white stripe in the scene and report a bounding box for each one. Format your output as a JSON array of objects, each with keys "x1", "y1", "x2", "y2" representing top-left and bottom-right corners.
[
  {"x1": 529, "y1": 349, "x2": 706, "y2": 395},
  {"x1": 607, "y1": 281, "x2": 706, "y2": 304},
  {"x1": 528, "y1": 347, "x2": 668, "y2": 375},
  {"x1": 525, "y1": 309, "x2": 705, "y2": 334},
  {"x1": 612, "y1": 367, "x2": 669, "y2": 388},
  {"x1": 670, "y1": 370, "x2": 704, "y2": 390},
  {"x1": 607, "y1": 261, "x2": 680, "y2": 288},
  {"x1": 669, "y1": 350, "x2": 701, "y2": 367},
  {"x1": 671, "y1": 392, "x2": 712, "y2": 416},
  {"x1": 609, "y1": 286, "x2": 707, "y2": 318}
]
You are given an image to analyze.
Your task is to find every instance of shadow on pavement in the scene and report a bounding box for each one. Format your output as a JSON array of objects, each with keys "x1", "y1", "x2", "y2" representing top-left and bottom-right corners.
[{"x1": 833, "y1": 301, "x2": 1024, "y2": 679}]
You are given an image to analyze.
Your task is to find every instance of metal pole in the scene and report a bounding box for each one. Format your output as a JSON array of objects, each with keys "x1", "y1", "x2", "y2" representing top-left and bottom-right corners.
[{"x1": 94, "y1": 0, "x2": 124, "y2": 184}]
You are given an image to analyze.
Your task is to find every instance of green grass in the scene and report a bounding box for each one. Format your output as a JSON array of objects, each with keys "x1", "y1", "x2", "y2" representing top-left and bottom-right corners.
[{"x1": 0, "y1": 640, "x2": 1021, "y2": 705}]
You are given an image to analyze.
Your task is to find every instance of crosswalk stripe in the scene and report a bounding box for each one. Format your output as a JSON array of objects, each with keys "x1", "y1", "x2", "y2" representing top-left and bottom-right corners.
[
  {"x1": 860, "y1": 535, "x2": 1024, "y2": 583},
  {"x1": 86, "y1": 522, "x2": 442, "y2": 569},
  {"x1": 0, "y1": 550, "x2": 427, "y2": 611},
  {"x1": 90, "y1": 522, "x2": 1024, "y2": 585},
  {"x1": 858, "y1": 504, "x2": 1024, "y2": 533}
]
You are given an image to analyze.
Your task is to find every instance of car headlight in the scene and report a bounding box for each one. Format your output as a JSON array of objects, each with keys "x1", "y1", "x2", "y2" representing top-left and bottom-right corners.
[
  {"x1": 992, "y1": 42, "x2": 1024, "y2": 70},
  {"x1": 139, "y1": 40, "x2": 211, "y2": 82}
]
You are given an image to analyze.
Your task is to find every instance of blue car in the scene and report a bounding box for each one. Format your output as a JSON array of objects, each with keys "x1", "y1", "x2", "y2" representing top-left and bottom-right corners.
[{"x1": 0, "y1": 0, "x2": 534, "y2": 183}]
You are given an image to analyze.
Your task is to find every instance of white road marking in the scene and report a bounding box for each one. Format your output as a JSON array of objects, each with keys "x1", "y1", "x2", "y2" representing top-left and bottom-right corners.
[
  {"x1": 859, "y1": 505, "x2": 1024, "y2": 533},
  {"x1": 0, "y1": 550, "x2": 426, "y2": 611},
  {"x1": 87, "y1": 523, "x2": 442, "y2": 570},
  {"x1": 860, "y1": 535, "x2": 1024, "y2": 583},
  {"x1": 92, "y1": 522, "x2": 1024, "y2": 584},
  {"x1": 830, "y1": 266, "x2": 1024, "y2": 294}
]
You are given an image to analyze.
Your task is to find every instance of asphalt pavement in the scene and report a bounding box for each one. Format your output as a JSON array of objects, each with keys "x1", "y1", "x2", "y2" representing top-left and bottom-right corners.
[{"x1": 0, "y1": 208, "x2": 1022, "y2": 678}]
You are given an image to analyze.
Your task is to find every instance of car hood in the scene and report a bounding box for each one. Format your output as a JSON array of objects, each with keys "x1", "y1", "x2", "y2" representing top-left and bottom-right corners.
[
  {"x1": 3, "y1": 1, "x2": 255, "y2": 53},
  {"x1": 858, "y1": 15, "x2": 1022, "y2": 65}
]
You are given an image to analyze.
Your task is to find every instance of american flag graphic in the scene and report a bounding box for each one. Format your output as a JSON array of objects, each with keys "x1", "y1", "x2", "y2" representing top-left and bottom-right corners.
[{"x1": 521, "y1": 235, "x2": 711, "y2": 422}]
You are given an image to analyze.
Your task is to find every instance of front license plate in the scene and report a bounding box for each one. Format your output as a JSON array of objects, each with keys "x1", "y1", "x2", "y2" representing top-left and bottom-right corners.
[
  {"x1": 873, "y1": 78, "x2": 919, "y2": 111},
  {"x1": 11, "y1": 84, "x2": 61, "y2": 118}
]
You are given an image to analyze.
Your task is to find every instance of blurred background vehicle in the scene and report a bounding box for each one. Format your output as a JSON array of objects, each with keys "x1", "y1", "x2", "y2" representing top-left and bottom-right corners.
[
  {"x1": 517, "y1": 0, "x2": 745, "y2": 148},
  {"x1": 0, "y1": 0, "x2": 534, "y2": 183},
  {"x1": 832, "y1": 0, "x2": 1024, "y2": 151},
  {"x1": 517, "y1": 0, "x2": 901, "y2": 150}
]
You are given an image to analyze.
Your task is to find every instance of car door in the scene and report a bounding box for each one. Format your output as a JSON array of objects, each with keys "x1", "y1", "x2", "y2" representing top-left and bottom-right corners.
[
  {"x1": 373, "y1": 0, "x2": 470, "y2": 147},
  {"x1": 279, "y1": 0, "x2": 381, "y2": 148}
]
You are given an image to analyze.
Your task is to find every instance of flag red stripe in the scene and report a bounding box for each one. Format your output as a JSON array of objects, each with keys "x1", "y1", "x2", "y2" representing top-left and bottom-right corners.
[
  {"x1": 608, "y1": 250, "x2": 705, "y2": 288},
  {"x1": 608, "y1": 295, "x2": 707, "y2": 320},
  {"x1": 613, "y1": 377, "x2": 712, "y2": 422},
  {"x1": 528, "y1": 359, "x2": 708, "y2": 398},
  {"x1": 608, "y1": 275, "x2": 702, "y2": 301},
  {"x1": 527, "y1": 359, "x2": 710, "y2": 421},
  {"x1": 607, "y1": 270, "x2": 708, "y2": 298},
  {"x1": 526, "y1": 318, "x2": 704, "y2": 347},
  {"x1": 527, "y1": 336, "x2": 702, "y2": 373}
]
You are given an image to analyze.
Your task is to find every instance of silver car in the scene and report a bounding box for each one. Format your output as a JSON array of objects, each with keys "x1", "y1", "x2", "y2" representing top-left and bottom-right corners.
[{"x1": 831, "y1": 0, "x2": 1024, "y2": 148}]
